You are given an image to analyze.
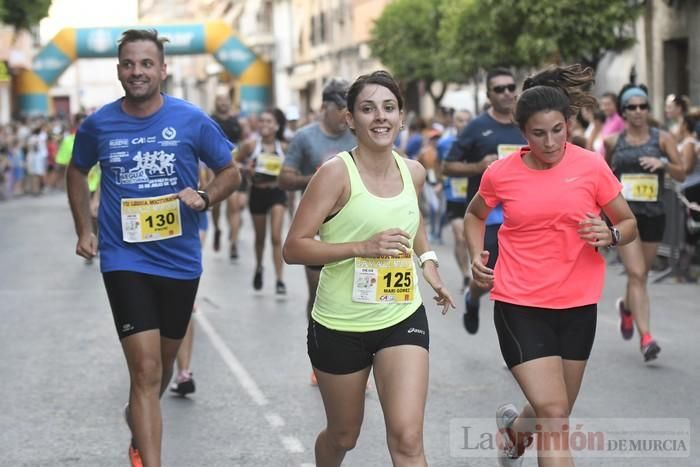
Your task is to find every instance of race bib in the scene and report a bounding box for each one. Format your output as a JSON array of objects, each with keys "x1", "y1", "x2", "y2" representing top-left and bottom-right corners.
[
  {"x1": 121, "y1": 194, "x2": 182, "y2": 243},
  {"x1": 352, "y1": 254, "x2": 414, "y2": 304},
  {"x1": 497, "y1": 144, "x2": 525, "y2": 159},
  {"x1": 255, "y1": 153, "x2": 283, "y2": 176},
  {"x1": 450, "y1": 177, "x2": 468, "y2": 198},
  {"x1": 621, "y1": 174, "x2": 658, "y2": 202}
]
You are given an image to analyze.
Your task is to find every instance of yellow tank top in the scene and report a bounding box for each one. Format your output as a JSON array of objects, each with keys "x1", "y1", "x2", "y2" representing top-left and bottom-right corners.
[{"x1": 312, "y1": 151, "x2": 422, "y2": 332}]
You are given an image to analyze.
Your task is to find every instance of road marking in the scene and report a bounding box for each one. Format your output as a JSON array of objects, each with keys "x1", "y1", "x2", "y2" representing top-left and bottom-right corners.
[
  {"x1": 280, "y1": 435, "x2": 305, "y2": 453},
  {"x1": 194, "y1": 312, "x2": 268, "y2": 406},
  {"x1": 266, "y1": 413, "x2": 285, "y2": 428}
]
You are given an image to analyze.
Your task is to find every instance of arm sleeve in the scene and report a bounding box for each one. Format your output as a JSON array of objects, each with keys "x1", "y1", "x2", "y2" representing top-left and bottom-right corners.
[
  {"x1": 71, "y1": 119, "x2": 99, "y2": 171},
  {"x1": 445, "y1": 125, "x2": 475, "y2": 162},
  {"x1": 478, "y1": 164, "x2": 500, "y2": 207},
  {"x1": 595, "y1": 155, "x2": 623, "y2": 206},
  {"x1": 198, "y1": 116, "x2": 235, "y2": 170},
  {"x1": 283, "y1": 131, "x2": 305, "y2": 171}
]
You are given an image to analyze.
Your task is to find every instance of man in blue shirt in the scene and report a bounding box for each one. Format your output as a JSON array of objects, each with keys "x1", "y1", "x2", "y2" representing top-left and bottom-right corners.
[
  {"x1": 443, "y1": 68, "x2": 525, "y2": 335},
  {"x1": 66, "y1": 29, "x2": 240, "y2": 467}
]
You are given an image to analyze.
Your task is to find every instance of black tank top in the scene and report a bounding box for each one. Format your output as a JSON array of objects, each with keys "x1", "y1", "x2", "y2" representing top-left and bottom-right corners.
[{"x1": 611, "y1": 128, "x2": 666, "y2": 217}]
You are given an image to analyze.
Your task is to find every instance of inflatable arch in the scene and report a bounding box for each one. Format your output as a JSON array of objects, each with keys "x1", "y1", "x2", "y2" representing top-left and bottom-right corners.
[{"x1": 16, "y1": 21, "x2": 271, "y2": 115}]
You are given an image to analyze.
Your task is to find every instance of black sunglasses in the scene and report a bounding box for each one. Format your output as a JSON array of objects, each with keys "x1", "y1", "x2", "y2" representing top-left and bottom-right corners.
[
  {"x1": 625, "y1": 103, "x2": 649, "y2": 111},
  {"x1": 491, "y1": 84, "x2": 517, "y2": 94}
]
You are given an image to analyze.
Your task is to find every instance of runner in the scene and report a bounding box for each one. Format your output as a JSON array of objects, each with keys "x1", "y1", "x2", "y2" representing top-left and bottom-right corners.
[
  {"x1": 278, "y1": 78, "x2": 356, "y2": 384},
  {"x1": 465, "y1": 64, "x2": 638, "y2": 466},
  {"x1": 438, "y1": 109, "x2": 476, "y2": 291},
  {"x1": 170, "y1": 162, "x2": 212, "y2": 396},
  {"x1": 604, "y1": 84, "x2": 686, "y2": 362},
  {"x1": 283, "y1": 70, "x2": 455, "y2": 467},
  {"x1": 66, "y1": 29, "x2": 240, "y2": 467},
  {"x1": 443, "y1": 67, "x2": 526, "y2": 334},
  {"x1": 210, "y1": 93, "x2": 246, "y2": 260},
  {"x1": 235, "y1": 109, "x2": 288, "y2": 294}
]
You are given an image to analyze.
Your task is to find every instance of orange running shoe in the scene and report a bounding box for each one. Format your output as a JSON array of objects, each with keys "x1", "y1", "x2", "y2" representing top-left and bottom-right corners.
[{"x1": 128, "y1": 443, "x2": 143, "y2": 467}]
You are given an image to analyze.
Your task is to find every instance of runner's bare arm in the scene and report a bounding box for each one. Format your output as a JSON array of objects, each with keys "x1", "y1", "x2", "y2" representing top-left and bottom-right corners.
[
  {"x1": 658, "y1": 131, "x2": 686, "y2": 182},
  {"x1": 278, "y1": 166, "x2": 312, "y2": 191},
  {"x1": 66, "y1": 162, "x2": 97, "y2": 259},
  {"x1": 464, "y1": 194, "x2": 494, "y2": 289},
  {"x1": 181, "y1": 162, "x2": 240, "y2": 211},
  {"x1": 442, "y1": 156, "x2": 496, "y2": 177}
]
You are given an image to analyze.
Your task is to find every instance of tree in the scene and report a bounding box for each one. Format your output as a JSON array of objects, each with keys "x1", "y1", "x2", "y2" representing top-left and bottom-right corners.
[
  {"x1": 369, "y1": 0, "x2": 463, "y2": 111},
  {"x1": 1, "y1": 0, "x2": 52, "y2": 31},
  {"x1": 440, "y1": 0, "x2": 644, "y2": 72}
]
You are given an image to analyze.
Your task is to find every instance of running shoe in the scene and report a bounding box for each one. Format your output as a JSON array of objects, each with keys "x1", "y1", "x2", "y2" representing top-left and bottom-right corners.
[
  {"x1": 128, "y1": 443, "x2": 143, "y2": 467},
  {"x1": 461, "y1": 276, "x2": 471, "y2": 293},
  {"x1": 276, "y1": 280, "x2": 286, "y2": 295},
  {"x1": 616, "y1": 298, "x2": 634, "y2": 340},
  {"x1": 170, "y1": 371, "x2": 196, "y2": 396},
  {"x1": 463, "y1": 290, "x2": 480, "y2": 334},
  {"x1": 641, "y1": 334, "x2": 661, "y2": 362},
  {"x1": 229, "y1": 243, "x2": 238, "y2": 260},
  {"x1": 213, "y1": 229, "x2": 221, "y2": 252},
  {"x1": 496, "y1": 403, "x2": 524, "y2": 467},
  {"x1": 253, "y1": 267, "x2": 263, "y2": 290}
]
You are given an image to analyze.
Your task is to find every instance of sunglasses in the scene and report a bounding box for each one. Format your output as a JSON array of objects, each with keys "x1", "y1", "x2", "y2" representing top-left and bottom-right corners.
[
  {"x1": 625, "y1": 103, "x2": 649, "y2": 111},
  {"x1": 491, "y1": 84, "x2": 517, "y2": 94}
]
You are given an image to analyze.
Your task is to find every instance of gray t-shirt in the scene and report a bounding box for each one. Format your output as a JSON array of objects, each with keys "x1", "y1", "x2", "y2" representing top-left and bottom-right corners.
[{"x1": 284, "y1": 122, "x2": 356, "y2": 177}]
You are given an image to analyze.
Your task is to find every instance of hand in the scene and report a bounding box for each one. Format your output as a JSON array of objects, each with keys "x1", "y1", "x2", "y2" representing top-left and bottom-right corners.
[
  {"x1": 178, "y1": 187, "x2": 206, "y2": 212},
  {"x1": 639, "y1": 156, "x2": 665, "y2": 172},
  {"x1": 480, "y1": 154, "x2": 498, "y2": 171},
  {"x1": 578, "y1": 212, "x2": 612, "y2": 247},
  {"x1": 422, "y1": 262, "x2": 456, "y2": 315},
  {"x1": 360, "y1": 228, "x2": 411, "y2": 257},
  {"x1": 76, "y1": 232, "x2": 97, "y2": 260},
  {"x1": 471, "y1": 251, "x2": 494, "y2": 289}
]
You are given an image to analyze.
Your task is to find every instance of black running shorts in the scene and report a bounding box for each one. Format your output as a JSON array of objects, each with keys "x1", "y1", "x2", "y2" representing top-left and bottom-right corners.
[
  {"x1": 635, "y1": 213, "x2": 666, "y2": 243},
  {"x1": 308, "y1": 305, "x2": 429, "y2": 375},
  {"x1": 446, "y1": 201, "x2": 468, "y2": 221},
  {"x1": 103, "y1": 271, "x2": 199, "y2": 340},
  {"x1": 248, "y1": 185, "x2": 287, "y2": 215},
  {"x1": 494, "y1": 301, "x2": 597, "y2": 369}
]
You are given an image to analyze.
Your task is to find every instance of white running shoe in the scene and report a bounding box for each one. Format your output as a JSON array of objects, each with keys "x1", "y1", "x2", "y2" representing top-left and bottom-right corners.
[{"x1": 496, "y1": 403, "x2": 524, "y2": 466}]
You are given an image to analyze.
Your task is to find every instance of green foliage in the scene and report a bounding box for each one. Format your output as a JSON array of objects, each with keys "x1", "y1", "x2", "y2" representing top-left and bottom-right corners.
[
  {"x1": 440, "y1": 0, "x2": 644, "y2": 72},
  {"x1": 369, "y1": 0, "x2": 463, "y2": 86},
  {"x1": 1, "y1": 0, "x2": 52, "y2": 30}
]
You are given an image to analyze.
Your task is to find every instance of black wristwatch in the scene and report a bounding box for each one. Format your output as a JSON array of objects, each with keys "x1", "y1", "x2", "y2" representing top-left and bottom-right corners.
[
  {"x1": 608, "y1": 226, "x2": 621, "y2": 247},
  {"x1": 196, "y1": 190, "x2": 210, "y2": 212}
]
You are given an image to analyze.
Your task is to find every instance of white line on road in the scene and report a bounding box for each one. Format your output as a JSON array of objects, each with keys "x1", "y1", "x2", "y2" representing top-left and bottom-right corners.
[
  {"x1": 266, "y1": 413, "x2": 286, "y2": 428},
  {"x1": 280, "y1": 435, "x2": 305, "y2": 453},
  {"x1": 194, "y1": 312, "x2": 268, "y2": 406}
]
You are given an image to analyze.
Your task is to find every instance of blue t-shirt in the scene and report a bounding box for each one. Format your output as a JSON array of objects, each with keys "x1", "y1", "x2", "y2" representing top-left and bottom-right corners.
[
  {"x1": 445, "y1": 113, "x2": 526, "y2": 225},
  {"x1": 72, "y1": 95, "x2": 234, "y2": 279},
  {"x1": 405, "y1": 134, "x2": 424, "y2": 159},
  {"x1": 437, "y1": 134, "x2": 466, "y2": 203}
]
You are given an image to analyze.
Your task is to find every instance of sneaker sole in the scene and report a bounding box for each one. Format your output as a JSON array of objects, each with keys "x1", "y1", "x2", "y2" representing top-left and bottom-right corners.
[
  {"x1": 616, "y1": 298, "x2": 634, "y2": 340},
  {"x1": 170, "y1": 380, "x2": 196, "y2": 396},
  {"x1": 643, "y1": 342, "x2": 661, "y2": 362}
]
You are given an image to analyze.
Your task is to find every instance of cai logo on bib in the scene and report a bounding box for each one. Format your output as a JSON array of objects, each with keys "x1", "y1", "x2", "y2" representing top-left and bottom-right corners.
[{"x1": 162, "y1": 127, "x2": 177, "y2": 140}]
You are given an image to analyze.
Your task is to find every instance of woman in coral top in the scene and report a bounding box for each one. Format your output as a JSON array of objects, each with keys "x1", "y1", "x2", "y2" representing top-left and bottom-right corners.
[{"x1": 465, "y1": 65, "x2": 638, "y2": 467}]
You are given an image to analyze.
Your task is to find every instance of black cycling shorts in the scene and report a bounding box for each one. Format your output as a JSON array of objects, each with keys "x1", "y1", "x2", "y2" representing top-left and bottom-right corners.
[
  {"x1": 103, "y1": 271, "x2": 199, "y2": 340},
  {"x1": 446, "y1": 201, "x2": 467, "y2": 221},
  {"x1": 494, "y1": 301, "x2": 597, "y2": 369},
  {"x1": 634, "y1": 213, "x2": 666, "y2": 243},
  {"x1": 249, "y1": 185, "x2": 287, "y2": 215},
  {"x1": 308, "y1": 305, "x2": 429, "y2": 374}
]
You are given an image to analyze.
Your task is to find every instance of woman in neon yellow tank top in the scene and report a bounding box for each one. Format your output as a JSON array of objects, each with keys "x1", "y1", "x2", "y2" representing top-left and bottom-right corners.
[{"x1": 284, "y1": 70, "x2": 455, "y2": 467}]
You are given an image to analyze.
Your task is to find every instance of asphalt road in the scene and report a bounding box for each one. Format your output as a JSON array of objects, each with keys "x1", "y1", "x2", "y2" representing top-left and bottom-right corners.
[{"x1": 1, "y1": 192, "x2": 697, "y2": 466}]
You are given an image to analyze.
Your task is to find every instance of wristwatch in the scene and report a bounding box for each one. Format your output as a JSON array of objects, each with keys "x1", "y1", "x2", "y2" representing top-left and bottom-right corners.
[
  {"x1": 418, "y1": 251, "x2": 439, "y2": 268},
  {"x1": 196, "y1": 190, "x2": 210, "y2": 212},
  {"x1": 608, "y1": 226, "x2": 621, "y2": 247}
]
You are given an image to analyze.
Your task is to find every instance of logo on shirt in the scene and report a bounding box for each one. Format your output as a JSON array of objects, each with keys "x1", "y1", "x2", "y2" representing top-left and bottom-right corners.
[
  {"x1": 482, "y1": 130, "x2": 494, "y2": 137},
  {"x1": 162, "y1": 127, "x2": 177, "y2": 140},
  {"x1": 113, "y1": 150, "x2": 178, "y2": 188},
  {"x1": 109, "y1": 138, "x2": 129, "y2": 148},
  {"x1": 131, "y1": 136, "x2": 157, "y2": 145},
  {"x1": 564, "y1": 176, "x2": 580, "y2": 183}
]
